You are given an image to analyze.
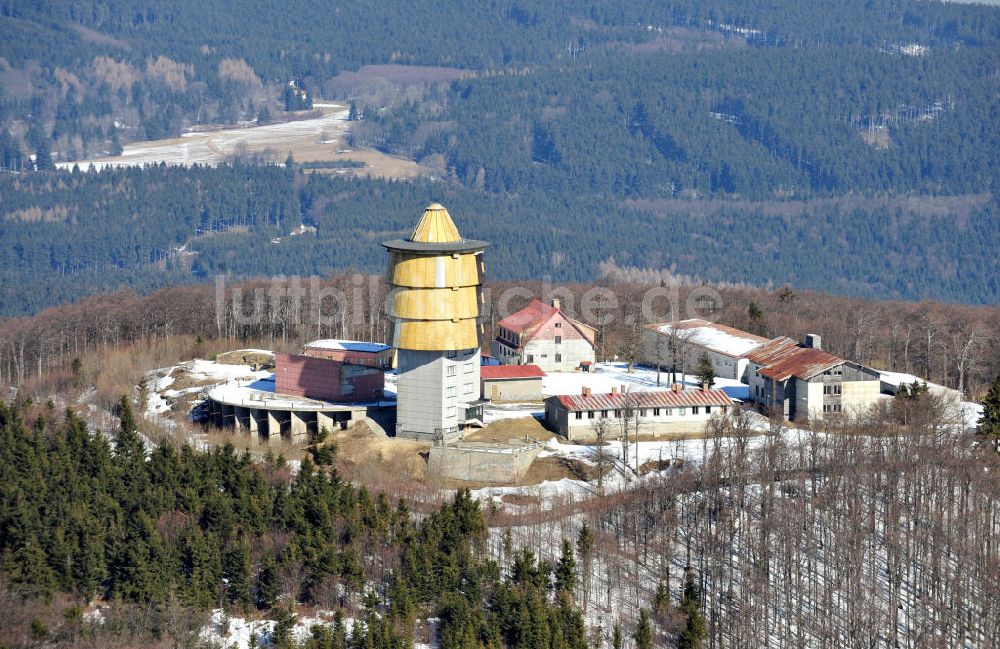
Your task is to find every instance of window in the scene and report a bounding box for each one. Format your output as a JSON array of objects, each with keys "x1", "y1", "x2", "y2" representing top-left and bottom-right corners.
[
  {"x1": 692, "y1": 406, "x2": 700, "y2": 415},
  {"x1": 587, "y1": 411, "x2": 595, "y2": 419},
  {"x1": 614, "y1": 409, "x2": 622, "y2": 417},
  {"x1": 678, "y1": 408, "x2": 687, "y2": 416},
  {"x1": 640, "y1": 409, "x2": 647, "y2": 417},
  {"x1": 665, "y1": 408, "x2": 674, "y2": 416},
  {"x1": 574, "y1": 411, "x2": 583, "y2": 419},
  {"x1": 601, "y1": 410, "x2": 609, "y2": 418},
  {"x1": 447, "y1": 350, "x2": 457, "y2": 358},
  {"x1": 555, "y1": 335, "x2": 562, "y2": 344},
  {"x1": 705, "y1": 406, "x2": 711, "y2": 414},
  {"x1": 823, "y1": 384, "x2": 842, "y2": 395},
  {"x1": 446, "y1": 386, "x2": 456, "y2": 397},
  {"x1": 447, "y1": 406, "x2": 457, "y2": 417},
  {"x1": 464, "y1": 362, "x2": 474, "y2": 373},
  {"x1": 555, "y1": 322, "x2": 561, "y2": 328},
  {"x1": 526, "y1": 355, "x2": 534, "y2": 363},
  {"x1": 447, "y1": 365, "x2": 456, "y2": 377},
  {"x1": 653, "y1": 408, "x2": 661, "y2": 416},
  {"x1": 464, "y1": 383, "x2": 474, "y2": 394},
  {"x1": 555, "y1": 354, "x2": 562, "y2": 363}
]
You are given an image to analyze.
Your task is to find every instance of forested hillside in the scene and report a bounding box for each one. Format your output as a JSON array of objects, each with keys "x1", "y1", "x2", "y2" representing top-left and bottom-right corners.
[
  {"x1": 0, "y1": 398, "x2": 590, "y2": 647},
  {"x1": 1, "y1": 167, "x2": 997, "y2": 317},
  {"x1": 2, "y1": 0, "x2": 999, "y2": 314}
]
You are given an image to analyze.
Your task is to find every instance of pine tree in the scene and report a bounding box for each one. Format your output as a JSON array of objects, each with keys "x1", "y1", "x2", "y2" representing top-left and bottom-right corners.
[
  {"x1": 634, "y1": 609, "x2": 652, "y2": 649},
  {"x1": 696, "y1": 352, "x2": 715, "y2": 388},
  {"x1": 747, "y1": 302, "x2": 766, "y2": 336},
  {"x1": 978, "y1": 373, "x2": 1000, "y2": 446},
  {"x1": 611, "y1": 623, "x2": 623, "y2": 649},
  {"x1": 653, "y1": 581, "x2": 671, "y2": 622},
  {"x1": 678, "y1": 569, "x2": 706, "y2": 649},
  {"x1": 555, "y1": 538, "x2": 576, "y2": 594}
]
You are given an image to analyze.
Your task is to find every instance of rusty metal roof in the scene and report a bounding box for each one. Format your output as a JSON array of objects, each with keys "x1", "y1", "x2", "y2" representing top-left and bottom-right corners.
[
  {"x1": 554, "y1": 388, "x2": 732, "y2": 412},
  {"x1": 757, "y1": 347, "x2": 843, "y2": 381},
  {"x1": 745, "y1": 336, "x2": 800, "y2": 365}
]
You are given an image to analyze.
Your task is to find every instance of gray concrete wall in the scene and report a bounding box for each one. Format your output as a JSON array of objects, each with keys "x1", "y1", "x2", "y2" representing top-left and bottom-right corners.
[
  {"x1": 483, "y1": 377, "x2": 542, "y2": 402},
  {"x1": 428, "y1": 442, "x2": 541, "y2": 483},
  {"x1": 396, "y1": 349, "x2": 480, "y2": 441}
]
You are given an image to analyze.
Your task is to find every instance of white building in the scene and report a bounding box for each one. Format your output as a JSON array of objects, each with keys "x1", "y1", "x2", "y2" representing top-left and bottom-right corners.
[
  {"x1": 746, "y1": 336, "x2": 881, "y2": 421},
  {"x1": 492, "y1": 298, "x2": 596, "y2": 372},
  {"x1": 643, "y1": 319, "x2": 769, "y2": 381},
  {"x1": 544, "y1": 384, "x2": 734, "y2": 441}
]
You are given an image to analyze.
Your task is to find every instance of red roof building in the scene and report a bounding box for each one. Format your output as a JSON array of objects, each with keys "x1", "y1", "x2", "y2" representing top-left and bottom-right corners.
[
  {"x1": 492, "y1": 298, "x2": 596, "y2": 372},
  {"x1": 544, "y1": 385, "x2": 734, "y2": 440},
  {"x1": 480, "y1": 364, "x2": 546, "y2": 401}
]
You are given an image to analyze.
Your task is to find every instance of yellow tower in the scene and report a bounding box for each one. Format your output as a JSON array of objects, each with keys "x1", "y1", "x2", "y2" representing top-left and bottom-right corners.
[{"x1": 383, "y1": 204, "x2": 487, "y2": 440}]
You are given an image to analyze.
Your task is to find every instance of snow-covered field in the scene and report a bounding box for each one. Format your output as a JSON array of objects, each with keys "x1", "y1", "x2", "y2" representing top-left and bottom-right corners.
[{"x1": 59, "y1": 103, "x2": 350, "y2": 171}]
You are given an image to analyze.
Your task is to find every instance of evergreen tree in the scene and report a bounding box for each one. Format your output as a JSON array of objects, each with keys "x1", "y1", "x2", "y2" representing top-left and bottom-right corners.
[
  {"x1": 653, "y1": 581, "x2": 671, "y2": 623},
  {"x1": 747, "y1": 302, "x2": 766, "y2": 336},
  {"x1": 611, "y1": 622, "x2": 623, "y2": 649},
  {"x1": 678, "y1": 569, "x2": 706, "y2": 649},
  {"x1": 555, "y1": 538, "x2": 576, "y2": 594},
  {"x1": 634, "y1": 609, "x2": 652, "y2": 649},
  {"x1": 978, "y1": 373, "x2": 1000, "y2": 447},
  {"x1": 696, "y1": 352, "x2": 716, "y2": 388}
]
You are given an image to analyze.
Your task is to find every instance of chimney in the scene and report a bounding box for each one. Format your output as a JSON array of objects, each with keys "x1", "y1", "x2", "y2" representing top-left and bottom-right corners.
[
  {"x1": 805, "y1": 333, "x2": 822, "y2": 350},
  {"x1": 582, "y1": 386, "x2": 591, "y2": 397},
  {"x1": 620, "y1": 384, "x2": 627, "y2": 394},
  {"x1": 672, "y1": 383, "x2": 681, "y2": 393},
  {"x1": 611, "y1": 386, "x2": 618, "y2": 394},
  {"x1": 551, "y1": 298, "x2": 561, "y2": 310},
  {"x1": 701, "y1": 382, "x2": 709, "y2": 392}
]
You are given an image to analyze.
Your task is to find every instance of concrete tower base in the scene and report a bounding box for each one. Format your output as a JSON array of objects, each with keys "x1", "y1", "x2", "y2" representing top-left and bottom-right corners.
[{"x1": 395, "y1": 348, "x2": 480, "y2": 442}]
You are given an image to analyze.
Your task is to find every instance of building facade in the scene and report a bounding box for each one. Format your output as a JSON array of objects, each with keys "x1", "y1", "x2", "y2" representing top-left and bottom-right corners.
[
  {"x1": 642, "y1": 319, "x2": 769, "y2": 381},
  {"x1": 492, "y1": 298, "x2": 596, "y2": 372},
  {"x1": 383, "y1": 203, "x2": 487, "y2": 442},
  {"x1": 480, "y1": 364, "x2": 545, "y2": 401},
  {"x1": 747, "y1": 336, "x2": 881, "y2": 421},
  {"x1": 274, "y1": 353, "x2": 384, "y2": 403},
  {"x1": 545, "y1": 385, "x2": 733, "y2": 441}
]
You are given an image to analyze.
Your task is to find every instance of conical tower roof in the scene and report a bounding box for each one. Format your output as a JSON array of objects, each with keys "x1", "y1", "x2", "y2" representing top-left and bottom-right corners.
[
  {"x1": 382, "y1": 203, "x2": 487, "y2": 254},
  {"x1": 409, "y1": 203, "x2": 462, "y2": 243}
]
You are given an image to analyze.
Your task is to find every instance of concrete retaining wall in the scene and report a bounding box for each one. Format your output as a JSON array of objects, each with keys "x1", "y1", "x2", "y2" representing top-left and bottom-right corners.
[{"x1": 428, "y1": 441, "x2": 542, "y2": 483}]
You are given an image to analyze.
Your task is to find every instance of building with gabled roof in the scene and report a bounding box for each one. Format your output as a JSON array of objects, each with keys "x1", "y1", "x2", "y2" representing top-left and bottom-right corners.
[
  {"x1": 544, "y1": 384, "x2": 734, "y2": 440},
  {"x1": 480, "y1": 364, "x2": 545, "y2": 401},
  {"x1": 492, "y1": 298, "x2": 596, "y2": 372},
  {"x1": 642, "y1": 318, "x2": 770, "y2": 381},
  {"x1": 746, "y1": 334, "x2": 881, "y2": 421}
]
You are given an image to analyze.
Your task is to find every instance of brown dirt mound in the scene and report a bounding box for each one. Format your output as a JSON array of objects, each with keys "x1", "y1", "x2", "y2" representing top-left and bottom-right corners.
[
  {"x1": 464, "y1": 417, "x2": 553, "y2": 444},
  {"x1": 331, "y1": 420, "x2": 430, "y2": 483},
  {"x1": 215, "y1": 349, "x2": 274, "y2": 367}
]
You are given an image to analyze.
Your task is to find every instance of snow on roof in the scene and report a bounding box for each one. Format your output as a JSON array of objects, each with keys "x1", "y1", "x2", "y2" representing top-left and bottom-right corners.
[
  {"x1": 879, "y1": 371, "x2": 953, "y2": 393},
  {"x1": 481, "y1": 364, "x2": 546, "y2": 380},
  {"x1": 303, "y1": 339, "x2": 391, "y2": 353},
  {"x1": 651, "y1": 319, "x2": 769, "y2": 358}
]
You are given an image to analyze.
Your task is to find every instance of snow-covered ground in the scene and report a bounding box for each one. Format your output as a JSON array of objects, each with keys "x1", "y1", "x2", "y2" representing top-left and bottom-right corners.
[
  {"x1": 144, "y1": 355, "x2": 272, "y2": 419},
  {"x1": 199, "y1": 608, "x2": 355, "y2": 648},
  {"x1": 58, "y1": 103, "x2": 349, "y2": 171}
]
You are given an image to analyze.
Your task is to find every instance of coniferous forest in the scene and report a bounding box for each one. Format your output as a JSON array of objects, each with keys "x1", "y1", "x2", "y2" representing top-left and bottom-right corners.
[
  {"x1": 2, "y1": 3, "x2": 1000, "y2": 645},
  {"x1": 1, "y1": 1, "x2": 1000, "y2": 315}
]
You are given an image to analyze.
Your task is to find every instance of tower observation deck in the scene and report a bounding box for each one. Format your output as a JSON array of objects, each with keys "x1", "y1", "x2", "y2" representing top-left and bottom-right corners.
[{"x1": 382, "y1": 204, "x2": 488, "y2": 441}]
